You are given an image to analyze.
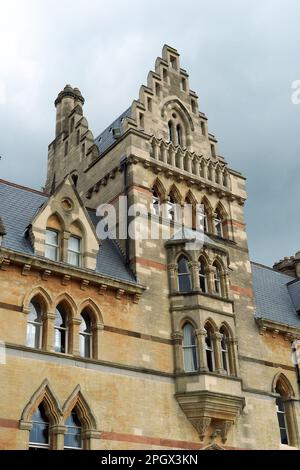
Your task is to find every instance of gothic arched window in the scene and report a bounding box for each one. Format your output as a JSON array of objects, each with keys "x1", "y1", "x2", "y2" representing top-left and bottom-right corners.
[
  {"x1": 79, "y1": 310, "x2": 92, "y2": 359},
  {"x1": 152, "y1": 188, "x2": 160, "y2": 216},
  {"x1": 199, "y1": 258, "x2": 208, "y2": 293},
  {"x1": 182, "y1": 323, "x2": 198, "y2": 372},
  {"x1": 177, "y1": 255, "x2": 192, "y2": 293},
  {"x1": 64, "y1": 409, "x2": 83, "y2": 450},
  {"x1": 54, "y1": 304, "x2": 68, "y2": 354},
  {"x1": 213, "y1": 261, "x2": 223, "y2": 296},
  {"x1": 27, "y1": 299, "x2": 43, "y2": 349},
  {"x1": 205, "y1": 323, "x2": 215, "y2": 372},
  {"x1": 220, "y1": 326, "x2": 230, "y2": 374},
  {"x1": 29, "y1": 404, "x2": 49, "y2": 450}
]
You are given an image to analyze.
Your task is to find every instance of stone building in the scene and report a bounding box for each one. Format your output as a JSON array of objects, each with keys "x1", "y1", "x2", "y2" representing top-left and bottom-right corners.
[{"x1": 0, "y1": 44, "x2": 300, "y2": 450}]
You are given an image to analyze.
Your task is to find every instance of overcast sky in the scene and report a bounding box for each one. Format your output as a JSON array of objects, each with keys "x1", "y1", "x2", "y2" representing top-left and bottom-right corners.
[{"x1": 0, "y1": 0, "x2": 299, "y2": 267}]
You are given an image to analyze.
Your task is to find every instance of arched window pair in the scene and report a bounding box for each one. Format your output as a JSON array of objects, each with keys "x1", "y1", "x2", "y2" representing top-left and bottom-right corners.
[
  {"x1": 26, "y1": 298, "x2": 94, "y2": 359},
  {"x1": 177, "y1": 255, "x2": 225, "y2": 297},
  {"x1": 200, "y1": 201, "x2": 228, "y2": 239},
  {"x1": 45, "y1": 216, "x2": 82, "y2": 267},
  {"x1": 29, "y1": 404, "x2": 83, "y2": 450},
  {"x1": 205, "y1": 323, "x2": 231, "y2": 374},
  {"x1": 182, "y1": 322, "x2": 234, "y2": 375}
]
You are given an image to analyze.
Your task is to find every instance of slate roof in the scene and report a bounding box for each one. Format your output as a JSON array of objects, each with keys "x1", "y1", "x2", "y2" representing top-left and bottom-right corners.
[
  {"x1": 0, "y1": 180, "x2": 136, "y2": 284},
  {"x1": 94, "y1": 108, "x2": 131, "y2": 155},
  {"x1": 252, "y1": 262, "x2": 300, "y2": 329}
]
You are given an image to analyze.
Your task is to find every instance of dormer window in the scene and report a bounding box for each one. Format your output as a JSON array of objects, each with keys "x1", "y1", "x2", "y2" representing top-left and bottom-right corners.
[
  {"x1": 68, "y1": 236, "x2": 81, "y2": 267},
  {"x1": 45, "y1": 229, "x2": 59, "y2": 261}
]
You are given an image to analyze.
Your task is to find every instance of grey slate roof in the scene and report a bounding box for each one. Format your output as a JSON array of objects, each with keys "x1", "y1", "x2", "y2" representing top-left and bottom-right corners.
[
  {"x1": 252, "y1": 262, "x2": 300, "y2": 329},
  {"x1": 94, "y1": 108, "x2": 131, "y2": 155},
  {"x1": 0, "y1": 180, "x2": 136, "y2": 284}
]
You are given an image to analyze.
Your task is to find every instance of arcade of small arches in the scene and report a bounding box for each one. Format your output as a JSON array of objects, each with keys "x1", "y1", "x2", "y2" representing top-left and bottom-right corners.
[
  {"x1": 168, "y1": 251, "x2": 229, "y2": 299},
  {"x1": 151, "y1": 179, "x2": 229, "y2": 239},
  {"x1": 23, "y1": 288, "x2": 104, "y2": 360},
  {"x1": 174, "y1": 319, "x2": 238, "y2": 377}
]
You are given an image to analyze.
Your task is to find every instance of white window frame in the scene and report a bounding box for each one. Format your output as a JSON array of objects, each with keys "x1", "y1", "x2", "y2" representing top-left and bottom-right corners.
[
  {"x1": 45, "y1": 229, "x2": 59, "y2": 261},
  {"x1": 68, "y1": 236, "x2": 81, "y2": 267}
]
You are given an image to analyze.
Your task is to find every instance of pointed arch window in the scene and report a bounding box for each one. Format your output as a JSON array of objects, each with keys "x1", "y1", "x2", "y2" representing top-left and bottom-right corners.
[
  {"x1": 80, "y1": 310, "x2": 92, "y2": 359},
  {"x1": 168, "y1": 121, "x2": 175, "y2": 144},
  {"x1": 213, "y1": 262, "x2": 222, "y2": 296},
  {"x1": 177, "y1": 255, "x2": 192, "y2": 293},
  {"x1": 182, "y1": 323, "x2": 198, "y2": 372},
  {"x1": 152, "y1": 188, "x2": 160, "y2": 216},
  {"x1": 167, "y1": 194, "x2": 177, "y2": 221},
  {"x1": 176, "y1": 124, "x2": 182, "y2": 147},
  {"x1": 214, "y1": 209, "x2": 224, "y2": 238},
  {"x1": 54, "y1": 305, "x2": 68, "y2": 354},
  {"x1": 27, "y1": 299, "x2": 43, "y2": 349},
  {"x1": 205, "y1": 324, "x2": 215, "y2": 372},
  {"x1": 29, "y1": 404, "x2": 49, "y2": 450},
  {"x1": 274, "y1": 377, "x2": 297, "y2": 447},
  {"x1": 199, "y1": 259, "x2": 208, "y2": 293},
  {"x1": 220, "y1": 326, "x2": 229, "y2": 374},
  {"x1": 64, "y1": 409, "x2": 83, "y2": 450}
]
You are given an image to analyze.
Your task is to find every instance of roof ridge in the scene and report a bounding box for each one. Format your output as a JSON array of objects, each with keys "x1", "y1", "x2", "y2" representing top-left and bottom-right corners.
[{"x1": 0, "y1": 179, "x2": 47, "y2": 197}]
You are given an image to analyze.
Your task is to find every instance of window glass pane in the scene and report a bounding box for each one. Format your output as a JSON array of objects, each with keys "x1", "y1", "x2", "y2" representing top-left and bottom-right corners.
[
  {"x1": 280, "y1": 428, "x2": 288, "y2": 445},
  {"x1": 27, "y1": 323, "x2": 41, "y2": 349},
  {"x1": 45, "y1": 245, "x2": 57, "y2": 261},
  {"x1": 178, "y1": 274, "x2": 191, "y2": 293},
  {"x1": 29, "y1": 405, "x2": 49, "y2": 446},
  {"x1": 29, "y1": 301, "x2": 42, "y2": 322},
  {"x1": 64, "y1": 410, "x2": 82, "y2": 449},
  {"x1": 68, "y1": 251, "x2": 80, "y2": 267},
  {"x1": 69, "y1": 236, "x2": 80, "y2": 252},
  {"x1": 46, "y1": 230, "x2": 58, "y2": 246}
]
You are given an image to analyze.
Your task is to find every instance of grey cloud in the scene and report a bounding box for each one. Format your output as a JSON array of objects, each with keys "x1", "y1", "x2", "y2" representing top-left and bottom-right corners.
[{"x1": 0, "y1": 0, "x2": 299, "y2": 266}]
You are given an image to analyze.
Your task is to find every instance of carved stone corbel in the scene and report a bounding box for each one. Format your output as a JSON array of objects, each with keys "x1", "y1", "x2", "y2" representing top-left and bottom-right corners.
[{"x1": 190, "y1": 417, "x2": 211, "y2": 441}]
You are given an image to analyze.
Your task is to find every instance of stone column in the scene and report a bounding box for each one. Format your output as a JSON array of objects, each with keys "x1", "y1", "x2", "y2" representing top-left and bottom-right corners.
[
  {"x1": 161, "y1": 144, "x2": 168, "y2": 164},
  {"x1": 206, "y1": 266, "x2": 215, "y2": 294},
  {"x1": 93, "y1": 322, "x2": 104, "y2": 360},
  {"x1": 229, "y1": 337, "x2": 239, "y2": 376},
  {"x1": 83, "y1": 430, "x2": 102, "y2": 450},
  {"x1": 213, "y1": 332, "x2": 225, "y2": 374},
  {"x1": 203, "y1": 160, "x2": 208, "y2": 180},
  {"x1": 189, "y1": 261, "x2": 200, "y2": 291},
  {"x1": 153, "y1": 140, "x2": 160, "y2": 160},
  {"x1": 69, "y1": 317, "x2": 82, "y2": 356},
  {"x1": 187, "y1": 154, "x2": 192, "y2": 173},
  {"x1": 221, "y1": 270, "x2": 229, "y2": 298},
  {"x1": 44, "y1": 311, "x2": 56, "y2": 352},
  {"x1": 50, "y1": 425, "x2": 66, "y2": 450},
  {"x1": 194, "y1": 156, "x2": 200, "y2": 177},
  {"x1": 195, "y1": 328, "x2": 208, "y2": 372},
  {"x1": 170, "y1": 146, "x2": 176, "y2": 167},
  {"x1": 168, "y1": 263, "x2": 178, "y2": 294},
  {"x1": 61, "y1": 231, "x2": 70, "y2": 263},
  {"x1": 172, "y1": 331, "x2": 184, "y2": 373},
  {"x1": 178, "y1": 150, "x2": 184, "y2": 170}
]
